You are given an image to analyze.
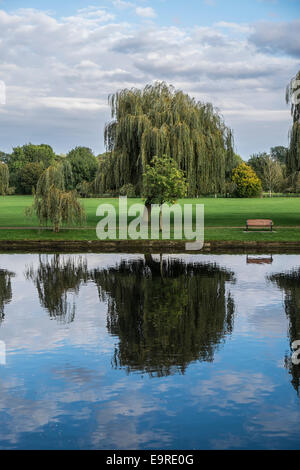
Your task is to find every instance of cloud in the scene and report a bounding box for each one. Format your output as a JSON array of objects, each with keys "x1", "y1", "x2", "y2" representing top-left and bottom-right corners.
[
  {"x1": 249, "y1": 20, "x2": 300, "y2": 58},
  {"x1": 112, "y1": 0, "x2": 135, "y2": 9},
  {"x1": 0, "y1": 7, "x2": 297, "y2": 157},
  {"x1": 135, "y1": 7, "x2": 157, "y2": 18}
]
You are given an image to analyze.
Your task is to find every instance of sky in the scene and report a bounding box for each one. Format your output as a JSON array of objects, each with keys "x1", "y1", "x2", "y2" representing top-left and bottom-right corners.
[{"x1": 0, "y1": 0, "x2": 299, "y2": 158}]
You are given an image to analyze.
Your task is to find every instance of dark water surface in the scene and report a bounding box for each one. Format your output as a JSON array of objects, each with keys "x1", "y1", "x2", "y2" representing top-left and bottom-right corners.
[{"x1": 0, "y1": 252, "x2": 300, "y2": 450}]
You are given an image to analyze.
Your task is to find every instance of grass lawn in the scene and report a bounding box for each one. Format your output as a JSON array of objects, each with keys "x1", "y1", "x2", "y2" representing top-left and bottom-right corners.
[{"x1": 0, "y1": 195, "x2": 299, "y2": 242}]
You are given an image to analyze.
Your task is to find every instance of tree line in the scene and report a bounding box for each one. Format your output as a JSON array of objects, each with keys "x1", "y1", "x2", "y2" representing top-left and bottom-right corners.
[{"x1": 0, "y1": 76, "x2": 299, "y2": 230}]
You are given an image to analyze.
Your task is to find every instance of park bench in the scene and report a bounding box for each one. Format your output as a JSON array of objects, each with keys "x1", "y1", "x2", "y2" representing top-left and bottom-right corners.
[
  {"x1": 246, "y1": 219, "x2": 273, "y2": 231},
  {"x1": 246, "y1": 255, "x2": 273, "y2": 264}
]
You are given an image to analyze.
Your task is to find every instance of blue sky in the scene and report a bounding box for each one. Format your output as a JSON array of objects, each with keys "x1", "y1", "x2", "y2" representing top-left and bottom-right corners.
[
  {"x1": 0, "y1": 0, "x2": 299, "y2": 157},
  {"x1": 1, "y1": 0, "x2": 299, "y2": 24}
]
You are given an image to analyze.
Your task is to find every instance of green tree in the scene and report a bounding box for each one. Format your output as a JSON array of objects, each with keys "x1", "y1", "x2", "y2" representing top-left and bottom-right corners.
[
  {"x1": 67, "y1": 147, "x2": 98, "y2": 188},
  {"x1": 271, "y1": 146, "x2": 288, "y2": 165},
  {"x1": 100, "y1": 82, "x2": 234, "y2": 196},
  {"x1": 142, "y1": 155, "x2": 188, "y2": 227},
  {"x1": 232, "y1": 162, "x2": 262, "y2": 198},
  {"x1": 262, "y1": 156, "x2": 283, "y2": 196},
  {"x1": 19, "y1": 162, "x2": 44, "y2": 194},
  {"x1": 0, "y1": 151, "x2": 10, "y2": 165},
  {"x1": 6, "y1": 144, "x2": 56, "y2": 193},
  {"x1": 0, "y1": 162, "x2": 9, "y2": 195},
  {"x1": 286, "y1": 70, "x2": 300, "y2": 174},
  {"x1": 94, "y1": 152, "x2": 116, "y2": 195},
  {"x1": 28, "y1": 164, "x2": 86, "y2": 232},
  {"x1": 248, "y1": 153, "x2": 268, "y2": 182}
]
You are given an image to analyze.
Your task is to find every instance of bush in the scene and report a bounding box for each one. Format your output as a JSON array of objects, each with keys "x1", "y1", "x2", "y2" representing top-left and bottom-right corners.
[
  {"x1": 119, "y1": 184, "x2": 136, "y2": 197},
  {"x1": 76, "y1": 181, "x2": 93, "y2": 198},
  {"x1": 232, "y1": 163, "x2": 262, "y2": 198}
]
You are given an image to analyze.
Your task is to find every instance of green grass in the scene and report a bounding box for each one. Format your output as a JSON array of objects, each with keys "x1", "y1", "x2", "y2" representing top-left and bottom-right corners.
[{"x1": 0, "y1": 195, "x2": 299, "y2": 242}]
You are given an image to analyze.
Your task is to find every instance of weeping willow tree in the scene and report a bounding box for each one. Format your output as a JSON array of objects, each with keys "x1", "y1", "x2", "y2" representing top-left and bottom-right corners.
[
  {"x1": 27, "y1": 164, "x2": 86, "y2": 232},
  {"x1": 0, "y1": 269, "x2": 15, "y2": 323},
  {"x1": 269, "y1": 268, "x2": 300, "y2": 396},
  {"x1": 96, "y1": 82, "x2": 235, "y2": 196},
  {"x1": 26, "y1": 255, "x2": 89, "y2": 323},
  {"x1": 286, "y1": 70, "x2": 300, "y2": 179},
  {"x1": 90, "y1": 256, "x2": 235, "y2": 377},
  {"x1": 0, "y1": 162, "x2": 9, "y2": 195}
]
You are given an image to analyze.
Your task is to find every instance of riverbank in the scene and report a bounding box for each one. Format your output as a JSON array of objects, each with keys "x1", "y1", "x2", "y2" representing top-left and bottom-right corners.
[
  {"x1": 1, "y1": 238, "x2": 300, "y2": 254},
  {"x1": 0, "y1": 196, "x2": 299, "y2": 247}
]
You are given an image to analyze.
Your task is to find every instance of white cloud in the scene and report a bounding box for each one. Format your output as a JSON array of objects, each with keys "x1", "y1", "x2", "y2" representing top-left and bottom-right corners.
[
  {"x1": 135, "y1": 7, "x2": 157, "y2": 18},
  {"x1": 0, "y1": 7, "x2": 297, "y2": 157}
]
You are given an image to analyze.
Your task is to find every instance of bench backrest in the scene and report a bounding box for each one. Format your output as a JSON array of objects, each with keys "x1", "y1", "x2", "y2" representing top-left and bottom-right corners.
[{"x1": 247, "y1": 219, "x2": 273, "y2": 226}]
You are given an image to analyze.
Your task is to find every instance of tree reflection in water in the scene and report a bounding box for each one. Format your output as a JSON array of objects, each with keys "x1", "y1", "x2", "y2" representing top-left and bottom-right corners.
[
  {"x1": 91, "y1": 255, "x2": 235, "y2": 377},
  {"x1": 0, "y1": 269, "x2": 15, "y2": 323},
  {"x1": 26, "y1": 255, "x2": 89, "y2": 323},
  {"x1": 269, "y1": 268, "x2": 300, "y2": 395}
]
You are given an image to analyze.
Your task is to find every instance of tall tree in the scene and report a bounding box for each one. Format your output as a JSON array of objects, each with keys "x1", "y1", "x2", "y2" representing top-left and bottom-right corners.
[
  {"x1": 6, "y1": 144, "x2": 56, "y2": 193},
  {"x1": 19, "y1": 162, "x2": 44, "y2": 194},
  {"x1": 262, "y1": 156, "x2": 283, "y2": 196},
  {"x1": 99, "y1": 82, "x2": 235, "y2": 196},
  {"x1": 286, "y1": 70, "x2": 300, "y2": 174},
  {"x1": 66, "y1": 147, "x2": 98, "y2": 188},
  {"x1": 270, "y1": 146, "x2": 288, "y2": 165},
  {"x1": 0, "y1": 162, "x2": 9, "y2": 195}
]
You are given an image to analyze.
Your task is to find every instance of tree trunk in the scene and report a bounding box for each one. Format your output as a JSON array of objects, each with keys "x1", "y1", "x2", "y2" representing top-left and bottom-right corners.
[
  {"x1": 159, "y1": 206, "x2": 162, "y2": 232},
  {"x1": 143, "y1": 203, "x2": 152, "y2": 224}
]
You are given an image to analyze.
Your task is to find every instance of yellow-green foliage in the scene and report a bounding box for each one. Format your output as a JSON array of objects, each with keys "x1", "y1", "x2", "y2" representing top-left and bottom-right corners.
[
  {"x1": 0, "y1": 162, "x2": 9, "y2": 195},
  {"x1": 232, "y1": 163, "x2": 262, "y2": 198},
  {"x1": 28, "y1": 164, "x2": 86, "y2": 232}
]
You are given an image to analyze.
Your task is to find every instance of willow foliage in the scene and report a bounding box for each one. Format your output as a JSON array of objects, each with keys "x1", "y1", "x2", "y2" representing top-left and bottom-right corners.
[
  {"x1": 90, "y1": 257, "x2": 235, "y2": 377},
  {"x1": 0, "y1": 269, "x2": 15, "y2": 323},
  {"x1": 99, "y1": 82, "x2": 234, "y2": 196},
  {"x1": 26, "y1": 255, "x2": 89, "y2": 322},
  {"x1": 29, "y1": 164, "x2": 86, "y2": 232},
  {"x1": 286, "y1": 70, "x2": 300, "y2": 174},
  {"x1": 0, "y1": 162, "x2": 9, "y2": 195}
]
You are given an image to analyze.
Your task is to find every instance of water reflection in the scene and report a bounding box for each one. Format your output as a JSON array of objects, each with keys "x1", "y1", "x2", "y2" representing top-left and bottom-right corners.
[
  {"x1": 1, "y1": 254, "x2": 300, "y2": 449},
  {"x1": 91, "y1": 255, "x2": 235, "y2": 377},
  {"x1": 0, "y1": 269, "x2": 15, "y2": 323},
  {"x1": 269, "y1": 268, "x2": 300, "y2": 395},
  {"x1": 25, "y1": 255, "x2": 89, "y2": 323}
]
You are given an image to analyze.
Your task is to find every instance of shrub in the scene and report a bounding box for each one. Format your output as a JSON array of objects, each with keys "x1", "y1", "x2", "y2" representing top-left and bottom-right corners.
[
  {"x1": 232, "y1": 163, "x2": 262, "y2": 198},
  {"x1": 119, "y1": 184, "x2": 136, "y2": 197}
]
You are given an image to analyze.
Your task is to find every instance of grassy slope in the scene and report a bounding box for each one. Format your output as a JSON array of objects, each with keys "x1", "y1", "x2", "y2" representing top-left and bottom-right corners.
[{"x1": 0, "y1": 195, "x2": 299, "y2": 242}]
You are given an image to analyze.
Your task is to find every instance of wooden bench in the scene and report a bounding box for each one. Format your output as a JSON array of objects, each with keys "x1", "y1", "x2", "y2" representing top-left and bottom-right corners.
[
  {"x1": 246, "y1": 255, "x2": 273, "y2": 264},
  {"x1": 246, "y1": 219, "x2": 273, "y2": 231}
]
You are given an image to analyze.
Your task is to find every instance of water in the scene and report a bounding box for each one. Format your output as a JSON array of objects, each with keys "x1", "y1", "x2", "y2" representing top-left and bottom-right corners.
[{"x1": 0, "y1": 252, "x2": 300, "y2": 450}]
